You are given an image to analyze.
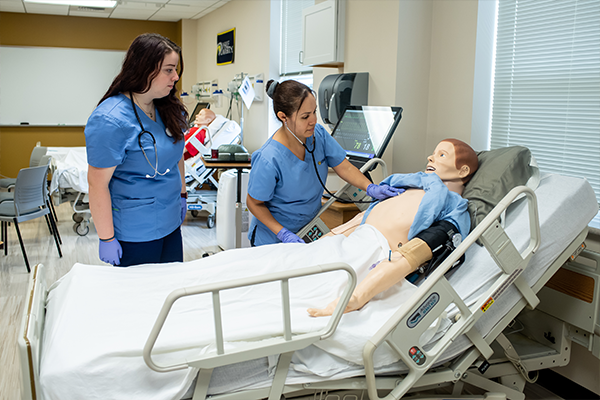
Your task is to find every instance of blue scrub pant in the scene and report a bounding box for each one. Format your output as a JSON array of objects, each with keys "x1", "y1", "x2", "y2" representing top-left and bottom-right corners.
[{"x1": 118, "y1": 227, "x2": 183, "y2": 267}]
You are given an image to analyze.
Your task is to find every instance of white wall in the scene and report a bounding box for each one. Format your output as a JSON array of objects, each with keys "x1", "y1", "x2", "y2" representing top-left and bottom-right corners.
[{"x1": 183, "y1": 0, "x2": 272, "y2": 153}]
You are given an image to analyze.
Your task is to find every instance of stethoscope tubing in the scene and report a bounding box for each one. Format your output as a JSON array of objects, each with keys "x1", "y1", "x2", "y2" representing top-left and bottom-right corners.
[
  {"x1": 130, "y1": 93, "x2": 169, "y2": 179},
  {"x1": 284, "y1": 122, "x2": 375, "y2": 205}
]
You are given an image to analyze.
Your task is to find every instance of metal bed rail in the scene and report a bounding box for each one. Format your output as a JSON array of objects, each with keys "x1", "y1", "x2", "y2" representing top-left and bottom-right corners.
[
  {"x1": 363, "y1": 185, "x2": 541, "y2": 400},
  {"x1": 143, "y1": 262, "x2": 357, "y2": 373}
]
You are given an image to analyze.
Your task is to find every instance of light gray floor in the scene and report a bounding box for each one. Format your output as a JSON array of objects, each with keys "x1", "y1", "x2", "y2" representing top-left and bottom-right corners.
[{"x1": 0, "y1": 201, "x2": 220, "y2": 400}]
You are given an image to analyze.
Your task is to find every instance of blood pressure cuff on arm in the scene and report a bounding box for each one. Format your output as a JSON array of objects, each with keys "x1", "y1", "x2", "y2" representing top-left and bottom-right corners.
[
  {"x1": 400, "y1": 220, "x2": 460, "y2": 272},
  {"x1": 415, "y1": 220, "x2": 459, "y2": 254}
]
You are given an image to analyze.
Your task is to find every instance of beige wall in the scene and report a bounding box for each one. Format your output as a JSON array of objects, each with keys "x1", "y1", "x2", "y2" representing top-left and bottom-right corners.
[
  {"x1": 184, "y1": 0, "x2": 271, "y2": 153},
  {"x1": 335, "y1": 0, "x2": 478, "y2": 174},
  {"x1": 0, "y1": 12, "x2": 180, "y2": 178},
  {"x1": 1, "y1": 0, "x2": 480, "y2": 177},
  {"x1": 426, "y1": 0, "x2": 478, "y2": 153}
]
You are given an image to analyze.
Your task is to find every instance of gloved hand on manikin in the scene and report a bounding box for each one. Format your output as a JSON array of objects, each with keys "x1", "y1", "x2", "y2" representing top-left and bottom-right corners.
[
  {"x1": 99, "y1": 238, "x2": 122, "y2": 266},
  {"x1": 366, "y1": 183, "x2": 405, "y2": 200},
  {"x1": 277, "y1": 227, "x2": 304, "y2": 244}
]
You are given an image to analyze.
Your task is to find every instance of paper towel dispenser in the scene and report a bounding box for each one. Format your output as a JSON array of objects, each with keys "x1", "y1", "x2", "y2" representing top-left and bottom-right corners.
[{"x1": 318, "y1": 72, "x2": 368, "y2": 126}]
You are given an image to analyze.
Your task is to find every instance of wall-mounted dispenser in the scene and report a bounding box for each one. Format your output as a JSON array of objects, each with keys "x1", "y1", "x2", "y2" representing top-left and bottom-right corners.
[{"x1": 318, "y1": 72, "x2": 368, "y2": 126}]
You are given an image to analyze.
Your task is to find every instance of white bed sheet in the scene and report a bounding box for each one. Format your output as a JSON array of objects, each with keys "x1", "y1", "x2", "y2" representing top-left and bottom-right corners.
[
  {"x1": 39, "y1": 174, "x2": 599, "y2": 400},
  {"x1": 214, "y1": 172, "x2": 598, "y2": 395},
  {"x1": 47, "y1": 146, "x2": 88, "y2": 193}
]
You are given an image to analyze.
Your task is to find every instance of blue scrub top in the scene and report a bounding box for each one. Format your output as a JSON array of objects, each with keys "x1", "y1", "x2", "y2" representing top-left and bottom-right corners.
[
  {"x1": 248, "y1": 124, "x2": 346, "y2": 246},
  {"x1": 85, "y1": 94, "x2": 184, "y2": 242}
]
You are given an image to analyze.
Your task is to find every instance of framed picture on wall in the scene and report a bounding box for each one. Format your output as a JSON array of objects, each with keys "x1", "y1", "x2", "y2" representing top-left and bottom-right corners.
[{"x1": 217, "y1": 28, "x2": 235, "y2": 65}]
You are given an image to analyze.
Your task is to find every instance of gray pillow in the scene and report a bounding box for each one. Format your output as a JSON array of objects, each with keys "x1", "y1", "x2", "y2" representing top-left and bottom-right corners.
[{"x1": 463, "y1": 146, "x2": 534, "y2": 231}]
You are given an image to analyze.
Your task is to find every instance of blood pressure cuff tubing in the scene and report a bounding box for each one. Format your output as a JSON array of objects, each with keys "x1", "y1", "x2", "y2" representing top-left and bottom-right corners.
[{"x1": 399, "y1": 220, "x2": 460, "y2": 271}]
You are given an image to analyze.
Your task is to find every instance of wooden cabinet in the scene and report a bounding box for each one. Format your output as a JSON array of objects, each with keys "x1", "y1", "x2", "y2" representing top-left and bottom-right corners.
[{"x1": 301, "y1": 0, "x2": 345, "y2": 67}]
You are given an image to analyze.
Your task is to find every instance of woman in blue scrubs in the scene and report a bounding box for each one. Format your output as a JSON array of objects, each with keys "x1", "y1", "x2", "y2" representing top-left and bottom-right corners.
[
  {"x1": 247, "y1": 80, "x2": 402, "y2": 246},
  {"x1": 85, "y1": 33, "x2": 189, "y2": 266}
]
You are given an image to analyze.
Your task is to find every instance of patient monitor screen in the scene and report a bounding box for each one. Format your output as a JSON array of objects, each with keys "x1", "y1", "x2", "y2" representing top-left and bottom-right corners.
[{"x1": 331, "y1": 106, "x2": 402, "y2": 164}]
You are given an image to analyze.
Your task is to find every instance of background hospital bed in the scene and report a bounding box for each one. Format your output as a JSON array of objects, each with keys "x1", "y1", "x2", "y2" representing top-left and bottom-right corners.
[
  {"x1": 19, "y1": 173, "x2": 598, "y2": 400},
  {"x1": 46, "y1": 147, "x2": 91, "y2": 236},
  {"x1": 184, "y1": 115, "x2": 241, "y2": 225}
]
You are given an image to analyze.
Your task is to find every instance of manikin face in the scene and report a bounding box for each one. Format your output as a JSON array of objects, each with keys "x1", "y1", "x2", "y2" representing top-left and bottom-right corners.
[
  {"x1": 148, "y1": 51, "x2": 180, "y2": 100},
  {"x1": 426, "y1": 141, "x2": 466, "y2": 181},
  {"x1": 281, "y1": 94, "x2": 318, "y2": 141}
]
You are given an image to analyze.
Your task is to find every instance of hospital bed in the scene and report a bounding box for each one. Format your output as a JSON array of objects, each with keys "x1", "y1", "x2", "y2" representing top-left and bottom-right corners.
[
  {"x1": 184, "y1": 115, "x2": 241, "y2": 226},
  {"x1": 19, "y1": 170, "x2": 598, "y2": 400},
  {"x1": 46, "y1": 147, "x2": 91, "y2": 236}
]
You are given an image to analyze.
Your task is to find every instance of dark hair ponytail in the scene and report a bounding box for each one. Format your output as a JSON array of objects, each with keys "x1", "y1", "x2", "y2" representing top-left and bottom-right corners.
[{"x1": 266, "y1": 79, "x2": 314, "y2": 122}]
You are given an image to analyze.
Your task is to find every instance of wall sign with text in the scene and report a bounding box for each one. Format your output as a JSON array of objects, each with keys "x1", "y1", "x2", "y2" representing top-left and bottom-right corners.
[{"x1": 217, "y1": 28, "x2": 235, "y2": 65}]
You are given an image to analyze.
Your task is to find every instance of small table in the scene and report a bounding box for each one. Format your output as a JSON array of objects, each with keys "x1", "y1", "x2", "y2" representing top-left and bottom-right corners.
[
  {"x1": 320, "y1": 197, "x2": 360, "y2": 229},
  {"x1": 201, "y1": 157, "x2": 251, "y2": 248}
]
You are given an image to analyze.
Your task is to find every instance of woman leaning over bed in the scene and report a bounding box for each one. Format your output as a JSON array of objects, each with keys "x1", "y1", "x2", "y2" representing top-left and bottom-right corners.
[
  {"x1": 247, "y1": 79, "x2": 404, "y2": 246},
  {"x1": 85, "y1": 33, "x2": 189, "y2": 267}
]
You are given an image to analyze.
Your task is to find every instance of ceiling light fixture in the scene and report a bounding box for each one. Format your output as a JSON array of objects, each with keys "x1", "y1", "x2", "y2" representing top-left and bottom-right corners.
[{"x1": 24, "y1": 1, "x2": 117, "y2": 8}]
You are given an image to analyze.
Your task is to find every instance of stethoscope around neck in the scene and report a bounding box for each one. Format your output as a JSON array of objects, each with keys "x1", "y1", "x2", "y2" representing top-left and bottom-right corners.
[
  {"x1": 130, "y1": 92, "x2": 170, "y2": 179},
  {"x1": 285, "y1": 120, "x2": 376, "y2": 205}
]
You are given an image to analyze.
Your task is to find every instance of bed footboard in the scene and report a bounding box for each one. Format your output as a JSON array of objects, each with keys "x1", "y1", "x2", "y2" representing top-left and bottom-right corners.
[
  {"x1": 18, "y1": 263, "x2": 47, "y2": 400},
  {"x1": 363, "y1": 186, "x2": 541, "y2": 400}
]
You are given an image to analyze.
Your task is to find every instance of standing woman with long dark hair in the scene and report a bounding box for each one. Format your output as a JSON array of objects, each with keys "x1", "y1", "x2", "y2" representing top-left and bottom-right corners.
[{"x1": 85, "y1": 33, "x2": 189, "y2": 267}]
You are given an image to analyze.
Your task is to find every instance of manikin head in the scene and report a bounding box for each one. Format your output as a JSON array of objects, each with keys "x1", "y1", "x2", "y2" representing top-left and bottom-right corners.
[{"x1": 426, "y1": 139, "x2": 478, "y2": 192}]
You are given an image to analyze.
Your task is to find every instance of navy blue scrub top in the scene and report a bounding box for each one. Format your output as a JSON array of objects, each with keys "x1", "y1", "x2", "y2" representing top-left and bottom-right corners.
[
  {"x1": 247, "y1": 123, "x2": 346, "y2": 246},
  {"x1": 85, "y1": 94, "x2": 184, "y2": 242}
]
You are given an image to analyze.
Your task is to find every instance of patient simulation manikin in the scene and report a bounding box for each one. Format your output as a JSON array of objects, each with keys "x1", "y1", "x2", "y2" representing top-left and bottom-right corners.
[{"x1": 308, "y1": 139, "x2": 478, "y2": 317}]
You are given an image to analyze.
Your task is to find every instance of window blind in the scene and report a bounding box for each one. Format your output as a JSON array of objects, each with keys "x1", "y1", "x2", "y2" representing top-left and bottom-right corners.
[
  {"x1": 280, "y1": 0, "x2": 314, "y2": 75},
  {"x1": 491, "y1": 0, "x2": 600, "y2": 203}
]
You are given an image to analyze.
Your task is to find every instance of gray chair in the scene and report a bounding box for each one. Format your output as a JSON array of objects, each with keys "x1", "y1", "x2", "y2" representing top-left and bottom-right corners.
[
  {"x1": 0, "y1": 146, "x2": 47, "y2": 190},
  {"x1": 0, "y1": 164, "x2": 62, "y2": 273},
  {"x1": 0, "y1": 156, "x2": 61, "y2": 244}
]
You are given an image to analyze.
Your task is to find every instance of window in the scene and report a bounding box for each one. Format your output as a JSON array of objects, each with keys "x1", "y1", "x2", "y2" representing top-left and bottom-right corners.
[{"x1": 490, "y1": 0, "x2": 600, "y2": 208}]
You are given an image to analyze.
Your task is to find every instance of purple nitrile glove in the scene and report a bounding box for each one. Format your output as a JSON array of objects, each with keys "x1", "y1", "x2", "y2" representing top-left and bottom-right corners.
[
  {"x1": 181, "y1": 197, "x2": 187, "y2": 223},
  {"x1": 99, "y1": 238, "x2": 122, "y2": 266},
  {"x1": 366, "y1": 183, "x2": 405, "y2": 200},
  {"x1": 276, "y1": 227, "x2": 304, "y2": 244}
]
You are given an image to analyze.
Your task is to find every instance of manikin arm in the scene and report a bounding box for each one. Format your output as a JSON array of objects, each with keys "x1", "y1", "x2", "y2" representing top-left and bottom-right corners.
[{"x1": 307, "y1": 237, "x2": 434, "y2": 317}]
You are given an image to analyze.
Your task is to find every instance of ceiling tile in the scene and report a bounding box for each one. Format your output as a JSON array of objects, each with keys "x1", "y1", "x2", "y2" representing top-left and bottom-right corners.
[
  {"x1": 23, "y1": 3, "x2": 69, "y2": 15},
  {"x1": 110, "y1": 8, "x2": 157, "y2": 20},
  {"x1": 0, "y1": 0, "x2": 25, "y2": 13},
  {"x1": 0, "y1": 0, "x2": 231, "y2": 21}
]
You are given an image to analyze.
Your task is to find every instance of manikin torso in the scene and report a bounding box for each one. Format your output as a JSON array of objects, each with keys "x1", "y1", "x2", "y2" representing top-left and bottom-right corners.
[
  {"x1": 365, "y1": 189, "x2": 425, "y2": 249},
  {"x1": 329, "y1": 188, "x2": 426, "y2": 250}
]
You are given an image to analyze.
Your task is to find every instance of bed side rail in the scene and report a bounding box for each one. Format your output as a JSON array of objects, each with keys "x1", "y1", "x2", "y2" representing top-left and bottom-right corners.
[
  {"x1": 18, "y1": 263, "x2": 47, "y2": 400},
  {"x1": 143, "y1": 262, "x2": 356, "y2": 373},
  {"x1": 363, "y1": 185, "x2": 540, "y2": 400}
]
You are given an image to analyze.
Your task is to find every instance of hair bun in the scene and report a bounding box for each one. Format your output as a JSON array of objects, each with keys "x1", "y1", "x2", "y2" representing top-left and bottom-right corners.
[{"x1": 266, "y1": 80, "x2": 279, "y2": 99}]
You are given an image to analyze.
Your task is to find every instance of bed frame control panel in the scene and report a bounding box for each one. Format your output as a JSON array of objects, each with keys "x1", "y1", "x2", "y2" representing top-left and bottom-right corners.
[{"x1": 409, "y1": 346, "x2": 426, "y2": 365}]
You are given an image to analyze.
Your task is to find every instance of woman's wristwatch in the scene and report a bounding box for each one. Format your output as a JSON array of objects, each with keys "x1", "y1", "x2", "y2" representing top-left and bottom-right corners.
[{"x1": 181, "y1": 192, "x2": 188, "y2": 199}]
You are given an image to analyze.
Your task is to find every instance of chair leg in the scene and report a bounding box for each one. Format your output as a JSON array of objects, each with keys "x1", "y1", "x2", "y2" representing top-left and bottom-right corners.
[
  {"x1": 45, "y1": 214, "x2": 53, "y2": 236},
  {"x1": 2, "y1": 221, "x2": 7, "y2": 256},
  {"x1": 13, "y1": 219, "x2": 30, "y2": 273},
  {"x1": 45, "y1": 210, "x2": 62, "y2": 245},
  {"x1": 49, "y1": 196, "x2": 59, "y2": 222},
  {"x1": 49, "y1": 206, "x2": 62, "y2": 245},
  {"x1": 47, "y1": 211, "x2": 63, "y2": 258}
]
